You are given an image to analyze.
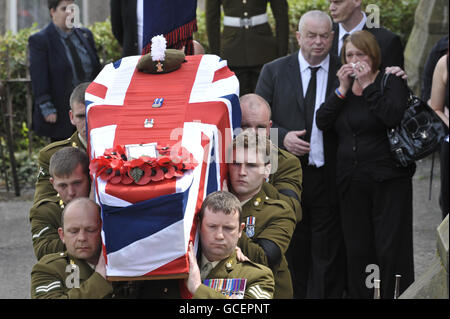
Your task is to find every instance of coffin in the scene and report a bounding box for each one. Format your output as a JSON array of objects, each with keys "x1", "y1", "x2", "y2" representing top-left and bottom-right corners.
[{"x1": 85, "y1": 54, "x2": 240, "y2": 280}]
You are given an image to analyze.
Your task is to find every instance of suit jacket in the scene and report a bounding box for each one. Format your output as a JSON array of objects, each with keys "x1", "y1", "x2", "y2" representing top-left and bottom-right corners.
[
  {"x1": 110, "y1": 0, "x2": 139, "y2": 57},
  {"x1": 255, "y1": 52, "x2": 340, "y2": 207},
  {"x1": 206, "y1": 0, "x2": 289, "y2": 67},
  {"x1": 28, "y1": 23, "x2": 101, "y2": 140},
  {"x1": 330, "y1": 22, "x2": 404, "y2": 69}
]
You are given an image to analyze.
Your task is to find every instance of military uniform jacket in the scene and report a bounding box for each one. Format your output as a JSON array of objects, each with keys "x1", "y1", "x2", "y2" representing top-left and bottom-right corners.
[
  {"x1": 29, "y1": 195, "x2": 65, "y2": 260},
  {"x1": 33, "y1": 132, "x2": 86, "y2": 205},
  {"x1": 193, "y1": 251, "x2": 274, "y2": 299},
  {"x1": 268, "y1": 147, "x2": 303, "y2": 222},
  {"x1": 206, "y1": 0, "x2": 289, "y2": 67},
  {"x1": 31, "y1": 251, "x2": 113, "y2": 299},
  {"x1": 237, "y1": 184, "x2": 296, "y2": 298}
]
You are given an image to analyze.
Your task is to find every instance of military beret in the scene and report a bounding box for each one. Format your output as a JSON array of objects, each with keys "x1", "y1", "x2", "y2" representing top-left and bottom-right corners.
[{"x1": 136, "y1": 35, "x2": 185, "y2": 74}]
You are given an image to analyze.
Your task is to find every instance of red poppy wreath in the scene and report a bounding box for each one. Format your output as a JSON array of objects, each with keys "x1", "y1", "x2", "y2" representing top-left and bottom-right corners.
[{"x1": 89, "y1": 144, "x2": 198, "y2": 185}]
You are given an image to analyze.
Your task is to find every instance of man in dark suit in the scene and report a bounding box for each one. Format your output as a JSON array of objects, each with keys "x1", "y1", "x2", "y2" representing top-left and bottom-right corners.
[
  {"x1": 110, "y1": 0, "x2": 140, "y2": 57},
  {"x1": 29, "y1": 0, "x2": 101, "y2": 141},
  {"x1": 328, "y1": 0, "x2": 404, "y2": 69},
  {"x1": 206, "y1": 0, "x2": 289, "y2": 96},
  {"x1": 255, "y1": 10, "x2": 346, "y2": 299}
]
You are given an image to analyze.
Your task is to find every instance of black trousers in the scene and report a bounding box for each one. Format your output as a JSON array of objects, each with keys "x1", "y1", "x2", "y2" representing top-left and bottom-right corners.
[
  {"x1": 287, "y1": 165, "x2": 346, "y2": 299},
  {"x1": 339, "y1": 177, "x2": 414, "y2": 299},
  {"x1": 439, "y1": 141, "x2": 449, "y2": 220},
  {"x1": 229, "y1": 65, "x2": 262, "y2": 96}
]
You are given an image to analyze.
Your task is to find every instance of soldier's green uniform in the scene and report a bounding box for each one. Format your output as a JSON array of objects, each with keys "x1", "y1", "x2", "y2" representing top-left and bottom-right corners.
[
  {"x1": 138, "y1": 251, "x2": 274, "y2": 299},
  {"x1": 194, "y1": 250, "x2": 274, "y2": 299},
  {"x1": 268, "y1": 147, "x2": 303, "y2": 222},
  {"x1": 33, "y1": 132, "x2": 86, "y2": 204},
  {"x1": 206, "y1": 0, "x2": 289, "y2": 95},
  {"x1": 31, "y1": 251, "x2": 113, "y2": 299},
  {"x1": 238, "y1": 183, "x2": 296, "y2": 298},
  {"x1": 29, "y1": 195, "x2": 66, "y2": 260}
]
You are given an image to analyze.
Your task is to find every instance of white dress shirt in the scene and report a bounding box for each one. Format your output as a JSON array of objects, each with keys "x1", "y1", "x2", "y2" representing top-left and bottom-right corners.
[
  {"x1": 136, "y1": 0, "x2": 144, "y2": 54},
  {"x1": 298, "y1": 51, "x2": 330, "y2": 167},
  {"x1": 338, "y1": 12, "x2": 368, "y2": 54}
]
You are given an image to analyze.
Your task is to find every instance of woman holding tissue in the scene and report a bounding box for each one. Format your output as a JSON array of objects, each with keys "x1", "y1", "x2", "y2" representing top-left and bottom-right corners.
[{"x1": 316, "y1": 30, "x2": 415, "y2": 299}]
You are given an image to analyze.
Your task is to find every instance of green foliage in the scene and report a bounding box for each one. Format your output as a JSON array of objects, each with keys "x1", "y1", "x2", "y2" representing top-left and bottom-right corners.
[
  {"x1": 195, "y1": 9, "x2": 210, "y2": 53},
  {"x1": 88, "y1": 18, "x2": 122, "y2": 65}
]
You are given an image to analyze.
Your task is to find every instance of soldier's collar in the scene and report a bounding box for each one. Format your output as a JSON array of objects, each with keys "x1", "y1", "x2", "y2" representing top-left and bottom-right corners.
[{"x1": 245, "y1": 187, "x2": 267, "y2": 211}]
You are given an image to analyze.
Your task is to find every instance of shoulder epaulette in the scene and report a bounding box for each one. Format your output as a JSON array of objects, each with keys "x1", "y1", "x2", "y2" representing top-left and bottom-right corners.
[{"x1": 39, "y1": 251, "x2": 67, "y2": 265}]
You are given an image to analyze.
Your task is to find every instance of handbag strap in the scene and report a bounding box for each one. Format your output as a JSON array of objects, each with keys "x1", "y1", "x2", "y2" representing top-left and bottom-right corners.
[
  {"x1": 380, "y1": 72, "x2": 414, "y2": 100},
  {"x1": 380, "y1": 72, "x2": 390, "y2": 95}
]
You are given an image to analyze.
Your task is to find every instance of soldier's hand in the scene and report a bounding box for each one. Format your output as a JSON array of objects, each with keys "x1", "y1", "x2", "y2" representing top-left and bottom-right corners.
[
  {"x1": 95, "y1": 252, "x2": 107, "y2": 279},
  {"x1": 186, "y1": 242, "x2": 201, "y2": 294},
  {"x1": 222, "y1": 179, "x2": 229, "y2": 192},
  {"x1": 235, "y1": 247, "x2": 249, "y2": 262}
]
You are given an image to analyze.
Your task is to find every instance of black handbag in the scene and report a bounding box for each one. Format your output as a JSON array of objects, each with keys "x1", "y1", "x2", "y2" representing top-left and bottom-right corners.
[{"x1": 381, "y1": 73, "x2": 448, "y2": 167}]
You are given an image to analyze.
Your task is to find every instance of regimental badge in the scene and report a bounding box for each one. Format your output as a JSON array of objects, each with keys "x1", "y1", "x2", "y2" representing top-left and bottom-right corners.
[
  {"x1": 144, "y1": 118, "x2": 155, "y2": 128},
  {"x1": 246, "y1": 216, "x2": 255, "y2": 238},
  {"x1": 37, "y1": 167, "x2": 45, "y2": 178},
  {"x1": 152, "y1": 98, "x2": 164, "y2": 108},
  {"x1": 156, "y1": 61, "x2": 164, "y2": 73}
]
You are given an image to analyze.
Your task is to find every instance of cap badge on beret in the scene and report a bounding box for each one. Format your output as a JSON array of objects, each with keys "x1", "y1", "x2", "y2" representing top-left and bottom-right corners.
[{"x1": 136, "y1": 35, "x2": 185, "y2": 74}]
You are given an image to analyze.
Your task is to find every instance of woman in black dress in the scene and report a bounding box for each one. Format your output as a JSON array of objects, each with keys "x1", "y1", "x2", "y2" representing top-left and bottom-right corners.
[{"x1": 316, "y1": 30, "x2": 415, "y2": 299}]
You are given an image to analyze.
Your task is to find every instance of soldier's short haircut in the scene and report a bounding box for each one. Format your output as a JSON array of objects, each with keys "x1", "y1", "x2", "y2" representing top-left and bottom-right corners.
[
  {"x1": 61, "y1": 197, "x2": 100, "y2": 229},
  {"x1": 239, "y1": 93, "x2": 272, "y2": 119},
  {"x1": 69, "y1": 82, "x2": 91, "y2": 110},
  {"x1": 199, "y1": 191, "x2": 242, "y2": 223},
  {"x1": 228, "y1": 130, "x2": 276, "y2": 166},
  {"x1": 49, "y1": 147, "x2": 89, "y2": 178}
]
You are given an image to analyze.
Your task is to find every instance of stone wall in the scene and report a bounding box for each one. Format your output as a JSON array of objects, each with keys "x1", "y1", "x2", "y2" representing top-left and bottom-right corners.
[
  {"x1": 0, "y1": 0, "x2": 5, "y2": 35},
  {"x1": 400, "y1": 215, "x2": 449, "y2": 299},
  {"x1": 404, "y1": 0, "x2": 449, "y2": 95}
]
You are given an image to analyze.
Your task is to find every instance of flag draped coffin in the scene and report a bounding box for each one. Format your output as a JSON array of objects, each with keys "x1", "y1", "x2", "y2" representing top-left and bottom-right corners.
[{"x1": 86, "y1": 54, "x2": 240, "y2": 279}]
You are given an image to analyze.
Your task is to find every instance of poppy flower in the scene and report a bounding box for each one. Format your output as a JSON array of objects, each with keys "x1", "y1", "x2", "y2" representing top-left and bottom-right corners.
[
  {"x1": 110, "y1": 170, "x2": 123, "y2": 184},
  {"x1": 99, "y1": 167, "x2": 114, "y2": 181},
  {"x1": 150, "y1": 167, "x2": 164, "y2": 182},
  {"x1": 135, "y1": 164, "x2": 152, "y2": 185}
]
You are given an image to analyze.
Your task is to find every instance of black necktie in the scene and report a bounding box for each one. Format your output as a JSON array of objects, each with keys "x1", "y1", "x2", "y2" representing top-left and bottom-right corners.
[
  {"x1": 340, "y1": 33, "x2": 350, "y2": 56},
  {"x1": 64, "y1": 36, "x2": 86, "y2": 82},
  {"x1": 304, "y1": 66, "x2": 320, "y2": 143}
]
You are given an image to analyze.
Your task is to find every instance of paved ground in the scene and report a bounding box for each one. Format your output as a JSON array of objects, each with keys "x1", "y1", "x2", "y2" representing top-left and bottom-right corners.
[{"x1": 0, "y1": 155, "x2": 445, "y2": 299}]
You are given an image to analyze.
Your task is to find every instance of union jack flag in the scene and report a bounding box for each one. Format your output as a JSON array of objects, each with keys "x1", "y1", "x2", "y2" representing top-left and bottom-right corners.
[{"x1": 85, "y1": 54, "x2": 240, "y2": 279}]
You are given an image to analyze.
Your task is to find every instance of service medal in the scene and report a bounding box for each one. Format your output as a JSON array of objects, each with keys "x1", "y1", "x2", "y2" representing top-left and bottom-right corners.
[{"x1": 246, "y1": 216, "x2": 255, "y2": 238}]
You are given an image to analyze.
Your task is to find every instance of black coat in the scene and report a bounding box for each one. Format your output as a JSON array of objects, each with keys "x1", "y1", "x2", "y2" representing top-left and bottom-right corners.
[
  {"x1": 28, "y1": 23, "x2": 101, "y2": 140},
  {"x1": 255, "y1": 52, "x2": 341, "y2": 207},
  {"x1": 110, "y1": 0, "x2": 139, "y2": 57}
]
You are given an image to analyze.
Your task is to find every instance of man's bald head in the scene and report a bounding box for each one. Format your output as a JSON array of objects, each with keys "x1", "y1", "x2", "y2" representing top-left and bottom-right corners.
[
  {"x1": 61, "y1": 197, "x2": 100, "y2": 229},
  {"x1": 239, "y1": 94, "x2": 272, "y2": 137},
  {"x1": 58, "y1": 197, "x2": 102, "y2": 264}
]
